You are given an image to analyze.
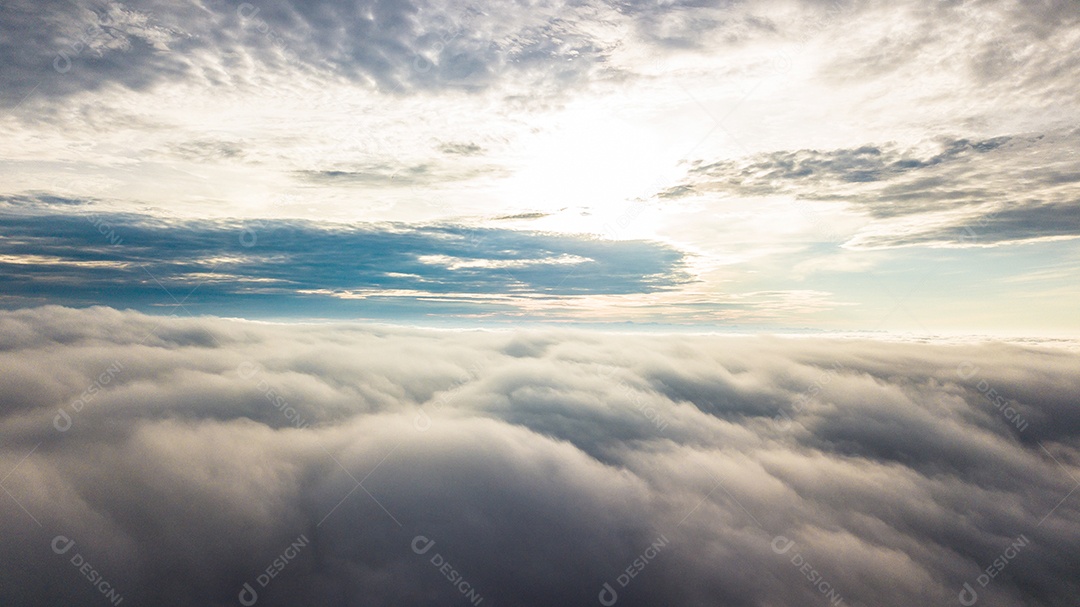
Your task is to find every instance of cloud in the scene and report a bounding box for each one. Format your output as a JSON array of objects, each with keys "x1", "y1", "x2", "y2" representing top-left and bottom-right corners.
[
  {"x1": 438, "y1": 142, "x2": 484, "y2": 156},
  {"x1": 0, "y1": 200, "x2": 690, "y2": 316},
  {"x1": 0, "y1": 306, "x2": 1078, "y2": 605},
  {"x1": 674, "y1": 136, "x2": 1012, "y2": 200},
  {"x1": 848, "y1": 200, "x2": 1080, "y2": 249},
  {"x1": 166, "y1": 138, "x2": 247, "y2": 162},
  {"x1": 0, "y1": 0, "x2": 629, "y2": 108},
  {"x1": 295, "y1": 161, "x2": 501, "y2": 187},
  {"x1": 3, "y1": 0, "x2": 1033, "y2": 109},
  {"x1": 814, "y1": 0, "x2": 1080, "y2": 106},
  {"x1": 667, "y1": 129, "x2": 1080, "y2": 248},
  {"x1": 491, "y1": 211, "x2": 550, "y2": 221},
  {"x1": 0, "y1": 0, "x2": 198, "y2": 105}
]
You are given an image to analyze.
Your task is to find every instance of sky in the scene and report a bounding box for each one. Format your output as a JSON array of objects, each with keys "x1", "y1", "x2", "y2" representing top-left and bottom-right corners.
[
  {"x1": 1, "y1": 0, "x2": 1078, "y2": 331},
  {"x1": 2, "y1": 3, "x2": 1080, "y2": 607}
]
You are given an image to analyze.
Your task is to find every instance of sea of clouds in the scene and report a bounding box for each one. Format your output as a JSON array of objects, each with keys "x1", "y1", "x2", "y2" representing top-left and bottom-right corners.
[{"x1": 0, "y1": 306, "x2": 1077, "y2": 606}]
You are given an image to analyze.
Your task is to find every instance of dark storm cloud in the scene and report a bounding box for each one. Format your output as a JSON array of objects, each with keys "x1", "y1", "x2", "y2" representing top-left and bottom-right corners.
[
  {"x1": 0, "y1": 306, "x2": 1078, "y2": 606},
  {"x1": 670, "y1": 129, "x2": 1080, "y2": 248},
  {"x1": 0, "y1": 199, "x2": 689, "y2": 315}
]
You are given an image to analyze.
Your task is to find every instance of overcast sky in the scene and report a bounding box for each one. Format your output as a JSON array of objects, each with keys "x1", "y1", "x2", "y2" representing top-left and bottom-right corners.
[{"x1": 2, "y1": 0, "x2": 1079, "y2": 329}]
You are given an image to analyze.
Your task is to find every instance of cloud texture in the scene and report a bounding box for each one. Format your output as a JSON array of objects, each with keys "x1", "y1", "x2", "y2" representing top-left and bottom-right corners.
[
  {"x1": 0, "y1": 306, "x2": 1078, "y2": 606},
  {"x1": 0, "y1": 197, "x2": 688, "y2": 317},
  {"x1": 3, "y1": 0, "x2": 1079, "y2": 330},
  {"x1": 668, "y1": 129, "x2": 1080, "y2": 248}
]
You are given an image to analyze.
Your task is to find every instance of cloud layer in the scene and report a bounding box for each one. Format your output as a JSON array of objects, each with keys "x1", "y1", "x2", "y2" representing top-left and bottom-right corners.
[
  {"x1": 0, "y1": 0, "x2": 627, "y2": 105},
  {"x1": 0, "y1": 306, "x2": 1078, "y2": 606},
  {"x1": 6, "y1": 0, "x2": 1077, "y2": 105}
]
